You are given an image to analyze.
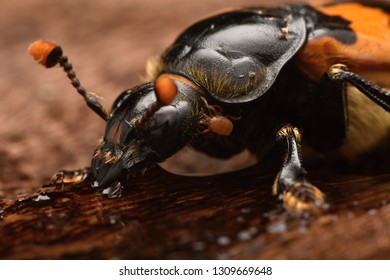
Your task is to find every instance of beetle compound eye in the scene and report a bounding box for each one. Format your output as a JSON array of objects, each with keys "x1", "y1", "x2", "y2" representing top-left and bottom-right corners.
[
  {"x1": 154, "y1": 74, "x2": 178, "y2": 105},
  {"x1": 147, "y1": 105, "x2": 182, "y2": 156},
  {"x1": 28, "y1": 40, "x2": 63, "y2": 68}
]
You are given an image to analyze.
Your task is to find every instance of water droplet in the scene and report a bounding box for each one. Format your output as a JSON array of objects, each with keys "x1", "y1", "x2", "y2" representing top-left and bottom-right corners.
[
  {"x1": 241, "y1": 207, "x2": 251, "y2": 214},
  {"x1": 192, "y1": 241, "x2": 206, "y2": 251},
  {"x1": 248, "y1": 71, "x2": 256, "y2": 78},
  {"x1": 34, "y1": 194, "x2": 50, "y2": 202},
  {"x1": 266, "y1": 220, "x2": 287, "y2": 234},
  {"x1": 217, "y1": 236, "x2": 231, "y2": 246},
  {"x1": 249, "y1": 226, "x2": 258, "y2": 235},
  {"x1": 237, "y1": 230, "x2": 252, "y2": 241},
  {"x1": 346, "y1": 211, "x2": 355, "y2": 219}
]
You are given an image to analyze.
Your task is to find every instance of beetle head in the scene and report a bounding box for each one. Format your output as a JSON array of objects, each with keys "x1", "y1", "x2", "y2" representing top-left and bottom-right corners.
[
  {"x1": 28, "y1": 40, "x2": 220, "y2": 196},
  {"x1": 91, "y1": 75, "x2": 205, "y2": 195}
]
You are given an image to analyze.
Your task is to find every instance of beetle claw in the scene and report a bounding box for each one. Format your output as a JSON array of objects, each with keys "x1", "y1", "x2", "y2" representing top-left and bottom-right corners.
[
  {"x1": 43, "y1": 168, "x2": 91, "y2": 188},
  {"x1": 282, "y1": 181, "x2": 328, "y2": 217},
  {"x1": 102, "y1": 182, "x2": 123, "y2": 198}
]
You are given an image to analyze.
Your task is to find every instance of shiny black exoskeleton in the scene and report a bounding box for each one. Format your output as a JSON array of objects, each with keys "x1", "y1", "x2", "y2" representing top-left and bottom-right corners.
[{"x1": 35, "y1": 2, "x2": 390, "y2": 215}]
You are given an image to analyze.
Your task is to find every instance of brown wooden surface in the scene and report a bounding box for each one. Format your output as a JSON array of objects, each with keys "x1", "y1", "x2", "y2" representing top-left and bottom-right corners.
[
  {"x1": 1, "y1": 166, "x2": 390, "y2": 259},
  {"x1": 1, "y1": 0, "x2": 390, "y2": 260}
]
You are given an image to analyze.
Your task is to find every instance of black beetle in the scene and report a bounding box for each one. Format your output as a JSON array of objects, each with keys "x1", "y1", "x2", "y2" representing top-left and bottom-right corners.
[{"x1": 29, "y1": 2, "x2": 390, "y2": 216}]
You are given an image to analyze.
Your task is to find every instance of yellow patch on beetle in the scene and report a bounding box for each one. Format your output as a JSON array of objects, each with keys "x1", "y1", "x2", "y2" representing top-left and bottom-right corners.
[
  {"x1": 144, "y1": 56, "x2": 164, "y2": 82},
  {"x1": 338, "y1": 86, "x2": 390, "y2": 160}
]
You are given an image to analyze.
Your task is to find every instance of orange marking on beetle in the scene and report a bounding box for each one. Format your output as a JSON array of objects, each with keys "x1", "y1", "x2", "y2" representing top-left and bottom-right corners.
[
  {"x1": 154, "y1": 74, "x2": 178, "y2": 105},
  {"x1": 28, "y1": 40, "x2": 57, "y2": 67},
  {"x1": 297, "y1": 3, "x2": 390, "y2": 81}
]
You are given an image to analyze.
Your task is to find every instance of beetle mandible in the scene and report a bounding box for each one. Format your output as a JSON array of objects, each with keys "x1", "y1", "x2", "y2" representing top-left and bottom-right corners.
[{"x1": 29, "y1": 2, "x2": 390, "y2": 216}]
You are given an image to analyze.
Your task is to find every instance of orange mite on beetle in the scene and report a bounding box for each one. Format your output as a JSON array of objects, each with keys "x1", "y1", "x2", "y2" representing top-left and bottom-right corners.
[{"x1": 29, "y1": 2, "x2": 390, "y2": 216}]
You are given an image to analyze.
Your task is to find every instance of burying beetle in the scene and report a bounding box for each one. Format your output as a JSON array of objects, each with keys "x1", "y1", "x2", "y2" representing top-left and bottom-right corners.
[{"x1": 29, "y1": 1, "x2": 390, "y2": 216}]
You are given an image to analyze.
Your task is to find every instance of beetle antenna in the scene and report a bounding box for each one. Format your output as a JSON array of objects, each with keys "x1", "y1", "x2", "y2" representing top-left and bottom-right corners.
[
  {"x1": 137, "y1": 74, "x2": 177, "y2": 128},
  {"x1": 28, "y1": 39, "x2": 108, "y2": 121}
]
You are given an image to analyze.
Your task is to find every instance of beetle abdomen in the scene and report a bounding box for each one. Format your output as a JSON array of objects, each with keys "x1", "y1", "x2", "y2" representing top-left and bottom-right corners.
[{"x1": 297, "y1": 2, "x2": 390, "y2": 82}]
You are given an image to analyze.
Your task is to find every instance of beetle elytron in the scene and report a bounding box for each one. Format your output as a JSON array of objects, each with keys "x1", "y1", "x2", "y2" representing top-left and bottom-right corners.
[{"x1": 29, "y1": 1, "x2": 390, "y2": 216}]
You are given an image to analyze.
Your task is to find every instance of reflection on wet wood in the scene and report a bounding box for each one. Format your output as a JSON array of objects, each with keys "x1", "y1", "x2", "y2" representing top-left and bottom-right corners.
[{"x1": 0, "y1": 165, "x2": 389, "y2": 259}]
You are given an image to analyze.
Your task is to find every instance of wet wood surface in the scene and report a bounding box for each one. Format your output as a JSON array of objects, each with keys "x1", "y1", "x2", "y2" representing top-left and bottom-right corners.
[{"x1": 1, "y1": 165, "x2": 389, "y2": 259}]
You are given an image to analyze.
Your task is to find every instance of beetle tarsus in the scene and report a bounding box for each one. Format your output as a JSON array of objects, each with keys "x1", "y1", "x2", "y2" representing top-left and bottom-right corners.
[
  {"x1": 42, "y1": 168, "x2": 91, "y2": 189},
  {"x1": 102, "y1": 182, "x2": 123, "y2": 198},
  {"x1": 273, "y1": 125, "x2": 327, "y2": 216},
  {"x1": 328, "y1": 64, "x2": 390, "y2": 112}
]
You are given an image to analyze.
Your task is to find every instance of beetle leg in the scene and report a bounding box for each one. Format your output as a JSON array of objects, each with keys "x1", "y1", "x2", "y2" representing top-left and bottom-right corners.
[
  {"x1": 327, "y1": 64, "x2": 390, "y2": 112},
  {"x1": 42, "y1": 167, "x2": 91, "y2": 188},
  {"x1": 273, "y1": 125, "x2": 327, "y2": 216}
]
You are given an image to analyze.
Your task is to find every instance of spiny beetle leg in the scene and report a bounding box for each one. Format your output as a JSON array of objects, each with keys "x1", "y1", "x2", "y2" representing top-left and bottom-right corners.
[
  {"x1": 273, "y1": 125, "x2": 327, "y2": 216},
  {"x1": 42, "y1": 167, "x2": 91, "y2": 188},
  {"x1": 327, "y1": 64, "x2": 390, "y2": 112}
]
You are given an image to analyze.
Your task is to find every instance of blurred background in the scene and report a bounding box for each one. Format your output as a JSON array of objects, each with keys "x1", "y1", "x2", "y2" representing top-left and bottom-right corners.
[{"x1": 0, "y1": 0, "x2": 329, "y2": 198}]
